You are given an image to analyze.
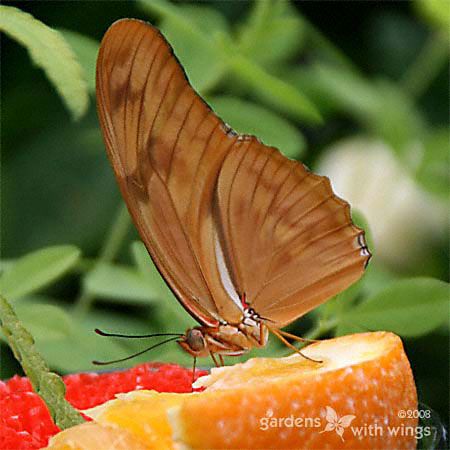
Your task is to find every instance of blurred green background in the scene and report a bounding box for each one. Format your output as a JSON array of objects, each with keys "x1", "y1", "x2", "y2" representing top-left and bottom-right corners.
[{"x1": 1, "y1": 0, "x2": 449, "y2": 434}]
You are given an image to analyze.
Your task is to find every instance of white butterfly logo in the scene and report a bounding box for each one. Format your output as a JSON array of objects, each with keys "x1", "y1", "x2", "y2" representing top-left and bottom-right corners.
[{"x1": 319, "y1": 406, "x2": 356, "y2": 441}]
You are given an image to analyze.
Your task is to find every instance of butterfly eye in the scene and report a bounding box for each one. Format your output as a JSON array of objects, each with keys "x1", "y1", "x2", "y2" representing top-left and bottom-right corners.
[{"x1": 186, "y1": 329, "x2": 206, "y2": 352}]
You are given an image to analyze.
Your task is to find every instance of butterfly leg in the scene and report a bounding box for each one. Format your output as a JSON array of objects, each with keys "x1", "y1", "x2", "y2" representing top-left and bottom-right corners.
[
  {"x1": 278, "y1": 329, "x2": 320, "y2": 344},
  {"x1": 219, "y1": 354, "x2": 225, "y2": 367},
  {"x1": 268, "y1": 326, "x2": 322, "y2": 363},
  {"x1": 210, "y1": 351, "x2": 220, "y2": 367},
  {"x1": 190, "y1": 356, "x2": 197, "y2": 392}
]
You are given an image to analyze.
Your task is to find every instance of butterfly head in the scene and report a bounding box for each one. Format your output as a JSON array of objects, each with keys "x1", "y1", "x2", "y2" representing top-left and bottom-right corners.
[{"x1": 179, "y1": 328, "x2": 208, "y2": 357}]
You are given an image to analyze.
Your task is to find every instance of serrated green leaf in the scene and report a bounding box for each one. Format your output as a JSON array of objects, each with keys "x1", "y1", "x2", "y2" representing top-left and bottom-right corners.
[
  {"x1": 0, "y1": 296, "x2": 84, "y2": 428},
  {"x1": 12, "y1": 303, "x2": 73, "y2": 342},
  {"x1": 58, "y1": 29, "x2": 99, "y2": 93},
  {"x1": 341, "y1": 278, "x2": 449, "y2": 337},
  {"x1": 208, "y1": 96, "x2": 305, "y2": 158},
  {"x1": 0, "y1": 245, "x2": 81, "y2": 300},
  {"x1": 0, "y1": 5, "x2": 89, "y2": 120},
  {"x1": 83, "y1": 263, "x2": 155, "y2": 305}
]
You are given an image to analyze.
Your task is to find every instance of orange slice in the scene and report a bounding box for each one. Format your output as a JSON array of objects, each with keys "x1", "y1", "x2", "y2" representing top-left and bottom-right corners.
[
  {"x1": 45, "y1": 422, "x2": 150, "y2": 449},
  {"x1": 45, "y1": 332, "x2": 418, "y2": 450}
]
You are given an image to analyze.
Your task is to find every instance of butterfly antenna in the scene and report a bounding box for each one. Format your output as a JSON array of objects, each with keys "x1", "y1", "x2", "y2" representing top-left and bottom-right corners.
[
  {"x1": 94, "y1": 328, "x2": 183, "y2": 339},
  {"x1": 92, "y1": 336, "x2": 180, "y2": 366}
]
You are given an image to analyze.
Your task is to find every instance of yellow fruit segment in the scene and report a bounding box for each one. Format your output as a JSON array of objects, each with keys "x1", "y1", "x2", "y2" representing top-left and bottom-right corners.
[
  {"x1": 45, "y1": 422, "x2": 150, "y2": 450},
  {"x1": 45, "y1": 332, "x2": 418, "y2": 450},
  {"x1": 85, "y1": 391, "x2": 187, "y2": 450}
]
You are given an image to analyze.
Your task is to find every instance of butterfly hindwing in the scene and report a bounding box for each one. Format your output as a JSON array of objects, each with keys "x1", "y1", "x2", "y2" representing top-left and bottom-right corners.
[{"x1": 216, "y1": 141, "x2": 370, "y2": 327}]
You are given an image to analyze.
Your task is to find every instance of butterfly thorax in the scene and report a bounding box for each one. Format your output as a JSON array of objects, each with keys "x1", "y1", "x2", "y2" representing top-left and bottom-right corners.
[{"x1": 179, "y1": 313, "x2": 268, "y2": 359}]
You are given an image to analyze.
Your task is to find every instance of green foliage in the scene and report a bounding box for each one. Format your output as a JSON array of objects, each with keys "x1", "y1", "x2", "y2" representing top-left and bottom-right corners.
[
  {"x1": 415, "y1": 128, "x2": 449, "y2": 200},
  {"x1": 0, "y1": 246, "x2": 81, "y2": 300},
  {"x1": 289, "y1": 64, "x2": 425, "y2": 155},
  {"x1": 237, "y1": 0, "x2": 305, "y2": 67},
  {"x1": 58, "y1": 29, "x2": 99, "y2": 93},
  {"x1": 415, "y1": 0, "x2": 450, "y2": 33},
  {"x1": 0, "y1": 6, "x2": 89, "y2": 120},
  {"x1": 139, "y1": 0, "x2": 227, "y2": 93},
  {"x1": 208, "y1": 96, "x2": 305, "y2": 157},
  {"x1": 0, "y1": 296, "x2": 84, "y2": 429},
  {"x1": 139, "y1": 0, "x2": 321, "y2": 123},
  {"x1": 11, "y1": 303, "x2": 73, "y2": 342},
  {"x1": 83, "y1": 263, "x2": 157, "y2": 305},
  {"x1": 336, "y1": 278, "x2": 449, "y2": 337}
]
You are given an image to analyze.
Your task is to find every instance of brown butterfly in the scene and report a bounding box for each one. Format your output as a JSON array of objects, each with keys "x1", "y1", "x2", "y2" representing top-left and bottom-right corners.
[{"x1": 95, "y1": 19, "x2": 370, "y2": 367}]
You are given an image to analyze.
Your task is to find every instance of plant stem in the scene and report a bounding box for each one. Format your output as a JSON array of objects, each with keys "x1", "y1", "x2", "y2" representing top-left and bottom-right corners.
[
  {"x1": 74, "y1": 204, "x2": 130, "y2": 316},
  {"x1": 401, "y1": 32, "x2": 448, "y2": 99},
  {"x1": 0, "y1": 296, "x2": 84, "y2": 429}
]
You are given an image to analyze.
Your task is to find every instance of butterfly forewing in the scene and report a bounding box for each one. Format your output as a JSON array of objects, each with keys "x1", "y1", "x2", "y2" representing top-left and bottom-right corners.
[{"x1": 96, "y1": 19, "x2": 243, "y2": 326}]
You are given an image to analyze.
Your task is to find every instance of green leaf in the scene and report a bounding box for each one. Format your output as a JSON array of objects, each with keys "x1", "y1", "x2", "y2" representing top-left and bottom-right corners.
[
  {"x1": 335, "y1": 321, "x2": 365, "y2": 337},
  {"x1": 16, "y1": 298, "x2": 146, "y2": 372},
  {"x1": 238, "y1": 0, "x2": 305, "y2": 67},
  {"x1": 341, "y1": 278, "x2": 449, "y2": 337},
  {"x1": 283, "y1": 66, "x2": 339, "y2": 115},
  {"x1": 297, "y1": 64, "x2": 424, "y2": 153},
  {"x1": 415, "y1": 128, "x2": 449, "y2": 201},
  {"x1": 58, "y1": 29, "x2": 99, "y2": 93},
  {"x1": 131, "y1": 241, "x2": 172, "y2": 299},
  {"x1": 0, "y1": 245, "x2": 81, "y2": 300},
  {"x1": 139, "y1": 0, "x2": 320, "y2": 123},
  {"x1": 360, "y1": 264, "x2": 399, "y2": 298},
  {"x1": 3, "y1": 115, "x2": 117, "y2": 256},
  {"x1": 0, "y1": 5, "x2": 89, "y2": 120},
  {"x1": 0, "y1": 296, "x2": 84, "y2": 428},
  {"x1": 138, "y1": 0, "x2": 228, "y2": 93},
  {"x1": 83, "y1": 263, "x2": 155, "y2": 305},
  {"x1": 415, "y1": 0, "x2": 450, "y2": 33},
  {"x1": 316, "y1": 278, "x2": 364, "y2": 323},
  {"x1": 131, "y1": 241, "x2": 193, "y2": 329},
  {"x1": 208, "y1": 96, "x2": 305, "y2": 158},
  {"x1": 12, "y1": 303, "x2": 73, "y2": 342},
  {"x1": 226, "y1": 47, "x2": 323, "y2": 125},
  {"x1": 35, "y1": 318, "x2": 128, "y2": 373}
]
